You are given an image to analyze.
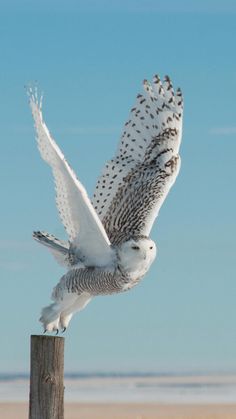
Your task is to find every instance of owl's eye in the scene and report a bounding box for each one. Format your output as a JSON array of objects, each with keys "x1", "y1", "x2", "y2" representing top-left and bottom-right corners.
[
  {"x1": 149, "y1": 246, "x2": 153, "y2": 250},
  {"x1": 131, "y1": 245, "x2": 140, "y2": 250}
]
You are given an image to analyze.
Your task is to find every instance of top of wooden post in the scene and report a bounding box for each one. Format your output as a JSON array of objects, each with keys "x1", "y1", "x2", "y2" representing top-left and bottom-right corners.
[{"x1": 31, "y1": 334, "x2": 65, "y2": 342}]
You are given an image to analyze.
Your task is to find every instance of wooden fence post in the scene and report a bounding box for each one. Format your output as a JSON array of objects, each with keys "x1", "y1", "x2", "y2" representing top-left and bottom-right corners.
[{"x1": 29, "y1": 335, "x2": 65, "y2": 419}]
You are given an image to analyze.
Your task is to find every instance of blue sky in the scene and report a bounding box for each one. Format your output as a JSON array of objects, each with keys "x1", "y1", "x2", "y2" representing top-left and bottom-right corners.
[{"x1": 0, "y1": 1, "x2": 236, "y2": 373}]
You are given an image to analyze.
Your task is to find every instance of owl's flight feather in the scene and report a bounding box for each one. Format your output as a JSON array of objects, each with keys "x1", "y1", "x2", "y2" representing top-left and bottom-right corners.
[
  {"x1": 28, "y1": 88, "x2": 113, "y2": 267},
  {"x1": 92, "y1": 75, "x2": 183, "y2": 242}
]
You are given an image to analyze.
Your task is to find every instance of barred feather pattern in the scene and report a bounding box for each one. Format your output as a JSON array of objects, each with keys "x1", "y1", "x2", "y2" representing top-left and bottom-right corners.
[
  {"x1": 103, "y1": 132, "x2": 180, "y2": 243},
  {"x1": 33, "y1": 231, "x2": 68, "y2": 250},
  {"x1": 92, "y1": 75, "x2": 183, "y2": 242},
  {"x1": 52, "y1": 266, "x2": 139, "y2": 300},
  {"x1": 33, "y1": 230, "x2": 71, "y2": 267}
]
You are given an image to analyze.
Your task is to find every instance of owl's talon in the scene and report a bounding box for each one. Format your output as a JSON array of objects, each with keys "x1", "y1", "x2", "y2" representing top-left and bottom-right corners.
[{"x1": 62, "y1": 327, "x2": 66, "y2": 333}]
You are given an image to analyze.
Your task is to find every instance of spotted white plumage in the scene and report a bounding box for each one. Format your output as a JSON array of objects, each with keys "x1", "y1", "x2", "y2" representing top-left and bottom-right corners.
[
  {"x1": 28, "y1": 74, "x2": 183, "y2": 333},
  {"x1": 92, "y1": 75, "x2": 182, "y2": 242}
]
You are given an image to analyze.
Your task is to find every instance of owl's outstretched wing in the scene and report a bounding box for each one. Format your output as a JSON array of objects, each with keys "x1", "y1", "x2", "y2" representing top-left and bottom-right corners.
[
  {"x1": 28, "y1": 88, "x2": 113, "y2": 267},
  {"x1": 92, "y1": 75, "x2": 183, "y2": 243}
]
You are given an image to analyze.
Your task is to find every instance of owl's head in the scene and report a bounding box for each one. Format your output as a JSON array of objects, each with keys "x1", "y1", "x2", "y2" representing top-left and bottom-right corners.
[{"x1": 117, "y1": 237, "x2": 157, "y2": 278}]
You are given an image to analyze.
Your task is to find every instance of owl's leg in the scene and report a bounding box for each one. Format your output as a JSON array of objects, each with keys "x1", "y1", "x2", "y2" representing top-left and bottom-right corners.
[
  {"x1": 40, "y1": 291, "x2": 79, "y2": 332},
  {"x1": 40, "y1": 292, "x2": 92, "y2": 332},
  {"x1": 59, "y1": 292, "x2": 92, "y2": 330},
  {"x1": 39, "y1": 302, "x2": 62, "y2": 333}
]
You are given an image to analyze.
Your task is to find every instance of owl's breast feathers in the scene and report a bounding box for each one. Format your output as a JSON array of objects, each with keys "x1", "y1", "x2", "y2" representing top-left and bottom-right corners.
[{"x1": 52, "y1": 265, "x2": 142, "y2": 300}]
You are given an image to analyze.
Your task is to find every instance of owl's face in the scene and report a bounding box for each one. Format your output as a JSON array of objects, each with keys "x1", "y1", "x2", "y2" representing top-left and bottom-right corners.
[{"x1": 117, "y1": 237, "x2": 156, "y2": 278}]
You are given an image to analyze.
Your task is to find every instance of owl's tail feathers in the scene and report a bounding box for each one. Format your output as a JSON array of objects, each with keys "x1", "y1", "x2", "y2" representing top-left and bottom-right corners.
[{"x1": 33, "y1": 231, "x2": 70, "y2": 267}]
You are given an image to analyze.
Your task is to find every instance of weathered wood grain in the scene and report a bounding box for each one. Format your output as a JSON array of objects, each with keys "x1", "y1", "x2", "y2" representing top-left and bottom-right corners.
[{"x1": 29, "y1": 335, "x2": 65, "y2": 419}]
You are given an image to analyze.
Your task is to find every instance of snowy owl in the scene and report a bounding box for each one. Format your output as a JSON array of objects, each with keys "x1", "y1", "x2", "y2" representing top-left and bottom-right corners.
[{"x1": 28, "y1": 74, "x2": 183, "y2": 333}]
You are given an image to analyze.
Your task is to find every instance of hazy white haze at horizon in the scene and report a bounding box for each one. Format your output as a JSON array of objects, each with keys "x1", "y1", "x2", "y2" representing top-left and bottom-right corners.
[{"x1": 0, "y1": 0, "x2": 235, "y2": 375}]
